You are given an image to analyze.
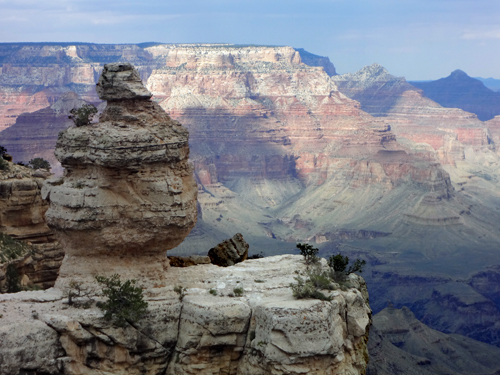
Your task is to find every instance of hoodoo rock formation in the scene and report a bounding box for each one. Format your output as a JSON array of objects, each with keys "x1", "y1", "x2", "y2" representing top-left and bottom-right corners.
[{"x1": 42, "y1": 62, "x2": 197, "y2": 288}]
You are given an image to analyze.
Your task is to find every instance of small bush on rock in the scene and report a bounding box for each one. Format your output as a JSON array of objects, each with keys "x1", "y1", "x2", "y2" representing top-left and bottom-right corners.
[
  {"x1": 28, "y1": 157, "x2": 51, "y2": 170},
  {"x1": 174, "y1": 285, "x2": 187, "y2": 301},
  {"x1": 328, "y1": 254, "x2": 366, "y2": 282},
  {"x1": 65, "y1": 280, "x2": 95, "y2": 308},
  {"x1": 296, "y1": 243, "x2": 319, "y2": 265},
  {"x1": 233, "y1": 287, "x2": 244, "y2": 297},
  {"x1": 95, "y1": 274, "x2": 148, "y2": 327},
  {"x1": 0, "y1": 146, "x2": 9, "y2": 170},
  {"x1": 289, "y1": 274, "x2": 332, "y2": 301},
  {"x1": 69, "y1": 104, "x2": 98, "y2": 127}
]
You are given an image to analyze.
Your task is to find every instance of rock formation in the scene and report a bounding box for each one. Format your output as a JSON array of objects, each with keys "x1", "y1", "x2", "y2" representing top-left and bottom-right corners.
[
  {"x1": 1, "y1": 62, "x2": 372, "y2": 375},
  {"x1": 0, "y1": 255, "x2": 371, "y2": 375},
  {"x1": 0, "y1": 162, "x2": 63, "y2": 288},
  {"x1": 42, "y1": 62, "x2": 197, "y2": 289},
  {"x1": 208, "y1": 232, "x2": 249, "y2": 266}
]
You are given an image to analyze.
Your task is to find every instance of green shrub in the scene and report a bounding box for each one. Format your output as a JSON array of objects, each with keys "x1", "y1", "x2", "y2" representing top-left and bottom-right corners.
[
  {"x1": 174, "y1": 285, "x2": 187, "y2": 301},
  {"x1": 209, "y1": 288, "x2": 218, "y2": 296},
  {"x1": 5, "y1": 263, "x2": 21, "y2": 293},
  {"x1": 296, "y1": 243, "x2": 319, "y2": 265},
  {"x1": 289, "y1": 275, "x2": 332, "y2": 301},
  {"x1": 69, "y1": 104, "x2": 98, "y2": 127},
  {"x1": 308, "y1": 268, "x2": 335, "y2": 290},
  {"x1": 328, "y1": 254, "x2": 366, "y2": 282},
  {"x1": 0, "y1": 232, "x2": 32, "y2": 263},
  {"x1": 95, "y1": 274, "x2": 148, "y2": 327},
  {"x1": 66, "y1": 280, "x2": 94, "y2": 308},
  {"x1": 233, "y1": 287, "x2": 244, "y2": 297},
  {"x1": 28, "y1": 158, "x2": 51, "y2": 170},
  {"x1": 0, "y1": 158, "x2": 8, "y2": 171}
]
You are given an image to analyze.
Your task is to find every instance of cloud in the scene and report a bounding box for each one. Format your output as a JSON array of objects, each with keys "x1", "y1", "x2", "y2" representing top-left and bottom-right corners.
[{"x1": 462, "y1": 29, "x2": 500, "y2": 40}]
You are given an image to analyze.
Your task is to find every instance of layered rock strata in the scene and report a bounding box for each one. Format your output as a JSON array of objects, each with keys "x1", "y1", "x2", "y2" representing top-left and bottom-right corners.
[
  {"x1": 0, "y1": 91, "x2": 91, "y2": 175},
  {"x1": 0, "y1": 162, "x2": 63, "y2": 288},
  {"x1": 0, "y1": 255, "x2": 371, "y2": 375},
  {"x1": 42, "y1": 62, "x2": 197, "y2": 288},
  {"x1": 332, "y1": 64, "x2": 495, "y2": 166}
]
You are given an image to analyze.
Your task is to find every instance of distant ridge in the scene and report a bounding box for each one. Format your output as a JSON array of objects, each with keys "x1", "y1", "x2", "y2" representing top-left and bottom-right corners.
[
  {"x1": 409, "y1": 70, "x2": 500, "y2": 121},
  {"x1": 475, "y1": 77, "x2": 500, "y2": 92}
]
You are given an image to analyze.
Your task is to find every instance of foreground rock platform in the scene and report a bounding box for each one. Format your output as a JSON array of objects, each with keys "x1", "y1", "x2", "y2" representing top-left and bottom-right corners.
[{"x1": 0, "y1": 255, "x2": 371, "y2": 375}]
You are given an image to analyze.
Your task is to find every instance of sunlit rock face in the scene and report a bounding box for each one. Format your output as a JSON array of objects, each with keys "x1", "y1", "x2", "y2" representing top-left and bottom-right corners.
[{"x1": 43, "y1": 63, "x2": 197, "y2": 289}]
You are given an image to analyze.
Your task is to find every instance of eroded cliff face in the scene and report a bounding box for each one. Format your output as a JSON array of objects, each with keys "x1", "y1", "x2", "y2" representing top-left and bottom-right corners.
[
  {"x1": 0, "y1": 255, "x2": 371, "y2": 375},
  {"x1": 368, "y1": 306, "x2": 500, "y2": 375},
  {"x1": 333, "y1": 64, "x2": 495, "y2": 165},
  {"x1": 0, "y1": 162, "x2": 63, "y2": 288}
]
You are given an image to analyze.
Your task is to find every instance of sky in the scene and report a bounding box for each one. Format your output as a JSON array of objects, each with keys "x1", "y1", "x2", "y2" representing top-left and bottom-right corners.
[{"x1": 1, "y1": 0, "x2": 499, "y2": 80}]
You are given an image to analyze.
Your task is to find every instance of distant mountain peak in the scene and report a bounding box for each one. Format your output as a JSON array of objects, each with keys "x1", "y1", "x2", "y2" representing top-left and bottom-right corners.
[{"x1": 449, "y1": 69, "x2": 469, "y2": 78}]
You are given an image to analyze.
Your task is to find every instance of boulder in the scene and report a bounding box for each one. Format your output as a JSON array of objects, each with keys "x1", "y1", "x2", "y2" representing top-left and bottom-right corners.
[{"x1": 208, "y1": 233, "x2": 249, "y2": 267}]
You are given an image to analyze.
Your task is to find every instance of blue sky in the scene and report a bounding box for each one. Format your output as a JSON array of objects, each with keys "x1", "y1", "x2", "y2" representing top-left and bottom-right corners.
[{"x1": 1, "y1": 0, "x2": 499, "y2": 80}]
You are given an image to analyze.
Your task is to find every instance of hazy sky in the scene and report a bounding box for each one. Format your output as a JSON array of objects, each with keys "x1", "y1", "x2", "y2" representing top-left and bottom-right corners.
[{"x1": 1, "y1": 0, "x2": 499, "y2": 80}]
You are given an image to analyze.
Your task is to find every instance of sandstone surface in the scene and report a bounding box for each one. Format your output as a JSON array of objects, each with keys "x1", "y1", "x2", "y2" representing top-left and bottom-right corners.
[
  {"x1": 0, "y1": 255, "x2": 372, "y2": 375},
  {"x1": 42, "y1": 63, "x2": 197, "y2": 289},
  {"x1": 0, "y1": 162, "x2": 63, "y2": 288}
]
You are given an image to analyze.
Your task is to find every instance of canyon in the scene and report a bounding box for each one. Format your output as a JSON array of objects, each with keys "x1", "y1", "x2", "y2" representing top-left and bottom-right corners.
[
  {"x1": 1, "y1": 43, "x2": 500, "y2": 354},
  {"x1": 0, "y1": 64, "x2": 372, "y2": 375}
]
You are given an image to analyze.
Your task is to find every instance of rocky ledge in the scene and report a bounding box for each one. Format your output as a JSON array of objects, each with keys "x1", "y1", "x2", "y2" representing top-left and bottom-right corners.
[{"x1": 0, "y1": 254, "x2": 371, "y2": 375}]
